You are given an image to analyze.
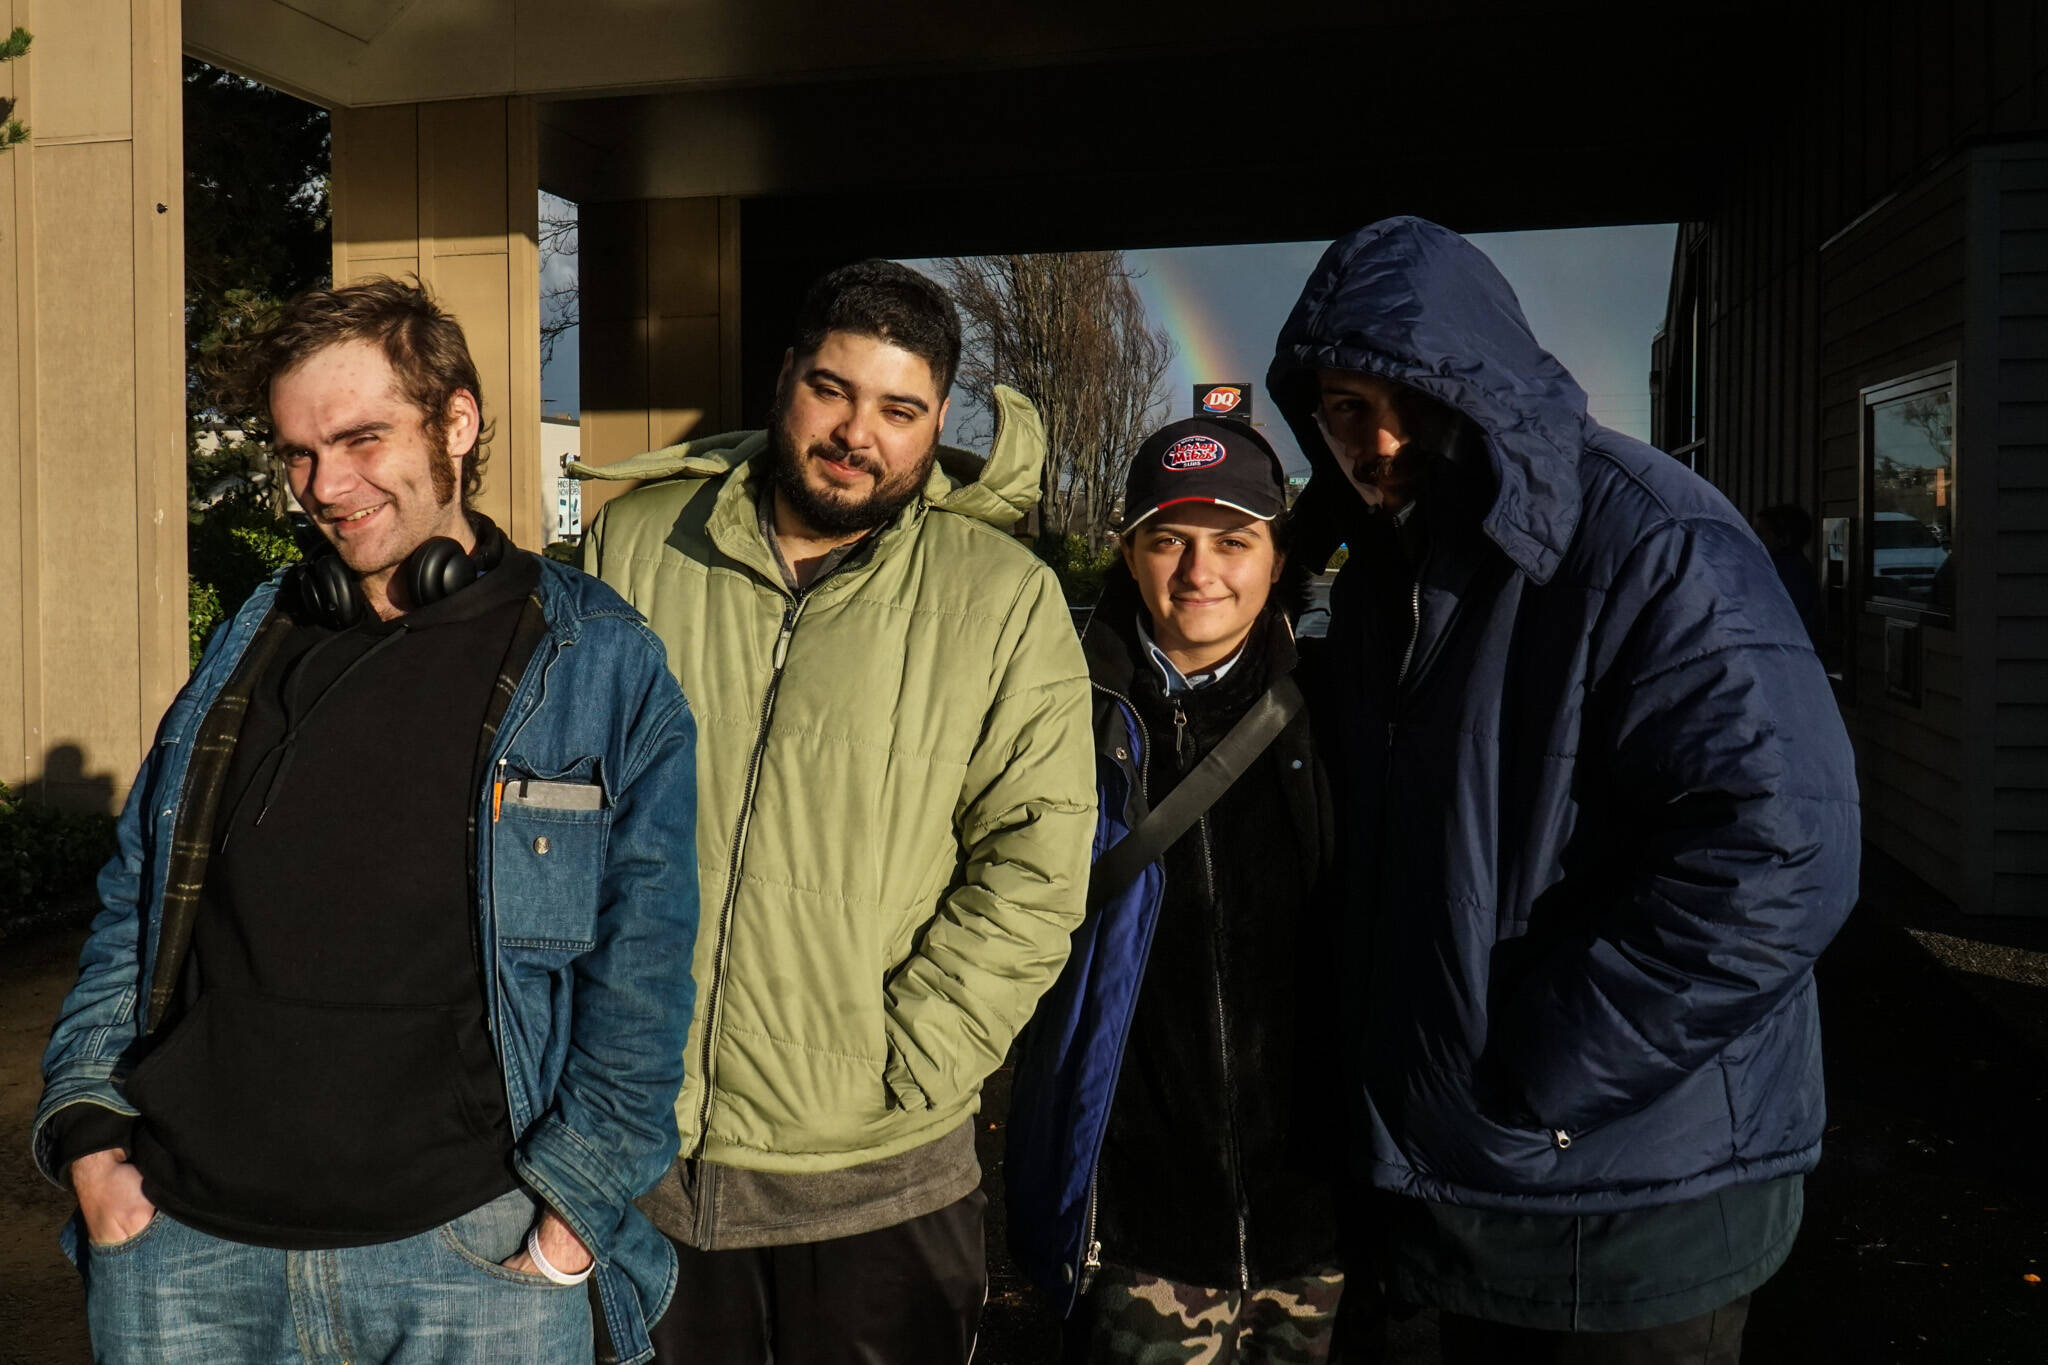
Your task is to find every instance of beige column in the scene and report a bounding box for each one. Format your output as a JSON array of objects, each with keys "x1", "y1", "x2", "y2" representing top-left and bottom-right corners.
[
  {"x1": 577, "y1": 196, "x2": 741, "y2": 525},
  {"x1": 0, "y1": 0, "x2": 185, "y2": 810},
  {"x1": 330, "y1": 97, "x2": 545, "y2": 550}
]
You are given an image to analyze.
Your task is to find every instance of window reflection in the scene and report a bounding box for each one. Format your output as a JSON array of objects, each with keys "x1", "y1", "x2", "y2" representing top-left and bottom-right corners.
[{"x1": 1867, "y1": 382, "x2": 1953, "y2": 614}]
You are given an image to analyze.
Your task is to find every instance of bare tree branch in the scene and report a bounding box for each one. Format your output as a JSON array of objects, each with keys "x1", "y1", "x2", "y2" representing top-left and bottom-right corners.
[
  {"x1": 930, "y1": 252, "x2": 1173, "y2": 545},
  {"x1": 539, "y1": 205, "x2": 579, "y2": 372}
]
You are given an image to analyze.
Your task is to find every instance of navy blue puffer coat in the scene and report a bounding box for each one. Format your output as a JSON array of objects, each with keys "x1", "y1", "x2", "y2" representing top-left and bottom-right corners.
[{"x1": 1266, "y1": 217, "x2": 1861, "y2": 1214}]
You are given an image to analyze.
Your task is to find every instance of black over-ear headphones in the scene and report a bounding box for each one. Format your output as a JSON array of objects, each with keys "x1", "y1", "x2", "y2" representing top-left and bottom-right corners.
[{"x1": 288, "y1": 513, "x2": 509, "y2": 630}]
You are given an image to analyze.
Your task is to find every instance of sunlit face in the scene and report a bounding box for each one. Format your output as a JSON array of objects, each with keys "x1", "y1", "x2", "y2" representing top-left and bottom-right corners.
[
  {"x1": 768, "y1": 331, "x2": 950, "y2": 539},
  {"x1": 1316, "y1": 369, "x2": 1422, "y2": 511},
  {"x1": 1121, "y1": 503, "x2": 1284, "y2": 673},
  {"x1": 272, "y1": 340, "x2": 475, "y2": 613}
]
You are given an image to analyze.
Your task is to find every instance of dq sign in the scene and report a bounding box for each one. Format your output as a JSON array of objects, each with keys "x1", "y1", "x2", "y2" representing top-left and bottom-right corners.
[{"x1": 1194, "y1": 382, "x2": 1253, "y2": 422}]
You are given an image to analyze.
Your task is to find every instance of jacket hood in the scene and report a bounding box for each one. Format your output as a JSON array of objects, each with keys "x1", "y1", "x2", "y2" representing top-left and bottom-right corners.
[
  {"x1": 1265, "y1": 216, "x2": 1589, "y2": 583},
  {"x1": 567, "y1": 384, "x2": 1046, "y2": 534}
]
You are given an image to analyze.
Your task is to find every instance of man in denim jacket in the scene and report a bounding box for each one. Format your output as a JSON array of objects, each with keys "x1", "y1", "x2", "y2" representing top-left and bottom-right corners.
[{"x1": 32, "y1": 279, "x2": 699, "y2": 1365}]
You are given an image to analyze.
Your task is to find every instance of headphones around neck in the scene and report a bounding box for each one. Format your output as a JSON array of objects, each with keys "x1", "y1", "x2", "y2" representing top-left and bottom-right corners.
[{"x1": 288, "y1": 513, "x2": 508, "y2": 630}]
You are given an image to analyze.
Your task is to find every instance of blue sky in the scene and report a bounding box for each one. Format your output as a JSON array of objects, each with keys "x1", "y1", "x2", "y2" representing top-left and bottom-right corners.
[
  {"x1": 538, "y1": 206, "x2": 1678, "y2": 465},
  {"x1": 1121, "y1": 224, "x2": 1678, "y2": 475}
]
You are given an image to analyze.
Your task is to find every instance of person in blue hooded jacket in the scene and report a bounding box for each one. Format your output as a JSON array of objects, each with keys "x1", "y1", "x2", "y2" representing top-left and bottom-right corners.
[{"x1": 1266, "y1": 218, "x2": 1860, "y2": 1363}]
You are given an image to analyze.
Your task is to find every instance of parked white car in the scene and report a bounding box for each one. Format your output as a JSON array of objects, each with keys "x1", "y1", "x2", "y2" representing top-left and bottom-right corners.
[{"x1": 1871, "y1": 510, "x2": 1948, "y2": 601}]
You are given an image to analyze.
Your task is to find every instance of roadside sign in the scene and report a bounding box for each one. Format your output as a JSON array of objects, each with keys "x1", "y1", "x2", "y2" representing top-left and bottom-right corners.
[
  {"x1": 1193, "y1": 382, "x2": 1253, "y2": 423},
  {"x1": 555, "y1": 474, "x2": 582, "y2": 541}
]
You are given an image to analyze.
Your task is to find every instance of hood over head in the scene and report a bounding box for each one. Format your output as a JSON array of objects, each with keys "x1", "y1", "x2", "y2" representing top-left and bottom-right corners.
[
  {"x1": 568, "y1": 383, "x2": 1046, "y2": 534},
  {"x1": 1266, "y1": 216, "x2": 1590, "y2": 583}
]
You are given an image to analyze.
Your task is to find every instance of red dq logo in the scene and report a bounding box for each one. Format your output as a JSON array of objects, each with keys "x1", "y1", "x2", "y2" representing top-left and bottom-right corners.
[
  {"x1": 1163, "y1": 435, "x2": 1227, "y2": 470},
  {"x1": 1201, "y1": 386, "x2": 1243, "y2": 413}
]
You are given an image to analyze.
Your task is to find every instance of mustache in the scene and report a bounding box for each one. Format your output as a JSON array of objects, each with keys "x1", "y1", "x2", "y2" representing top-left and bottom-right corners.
[
  {"x1": 1350, "y1": 443, "x2": 1426, "y2": 483},
  {"x1": 809, "y1": 442, "x2": 882, "y2": 477}
]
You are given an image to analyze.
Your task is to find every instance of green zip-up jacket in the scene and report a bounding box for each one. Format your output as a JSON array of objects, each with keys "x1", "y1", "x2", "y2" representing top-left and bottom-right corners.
[{"x1": 577, "y1": 386, "x2": 1094, "y2": 1174}]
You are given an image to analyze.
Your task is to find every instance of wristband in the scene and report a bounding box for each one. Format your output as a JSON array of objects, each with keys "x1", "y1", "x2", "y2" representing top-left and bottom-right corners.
[{"x1": 525, "y1": 1226, "x2": 594, "y2": 1286}]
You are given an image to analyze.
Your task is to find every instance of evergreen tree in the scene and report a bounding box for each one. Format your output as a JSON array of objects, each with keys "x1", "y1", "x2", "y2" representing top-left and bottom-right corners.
[{"x1": 0, "y1": 28, "x2": 32, "y2": 151}]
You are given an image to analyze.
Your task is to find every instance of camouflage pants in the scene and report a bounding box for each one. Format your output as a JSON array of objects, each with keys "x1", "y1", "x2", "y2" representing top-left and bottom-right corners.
[{"x1": 1076, "y1": 1263, "x2": 1345, "y2": 1364}]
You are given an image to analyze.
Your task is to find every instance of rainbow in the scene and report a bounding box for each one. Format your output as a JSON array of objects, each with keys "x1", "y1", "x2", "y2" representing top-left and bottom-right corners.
[
  {"x1": 1132, "y1": 250, "x2": 1243, "y2": 394},
  {"x1": 1128, "y1": 246, "x2": 1319, "y2": 475}
]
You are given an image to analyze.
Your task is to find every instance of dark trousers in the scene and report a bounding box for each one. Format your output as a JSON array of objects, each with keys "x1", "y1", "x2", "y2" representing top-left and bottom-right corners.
[
  {"x1": 1437, "y1": 1294, "x2": 1751, "y2": 1365},
  {"x1": 645, "y1": 1189, "x2": 987, "y2": 1365}
]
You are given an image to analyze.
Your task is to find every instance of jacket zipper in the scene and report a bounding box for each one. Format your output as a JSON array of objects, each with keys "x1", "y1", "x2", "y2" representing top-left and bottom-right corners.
[
  {"x1": 1093, "y1": 684, "x2": 1153, "y2": 800},
  {"x1": 1396, "y1": 578, "x2": 1423, "y2": 690},
  {"x1": 691, "y1": 595, "x2": 808, "y2": 1156},
  {"x1": 1079, "y1": 684, "x2": 1150, "y2": 1290},
  {"x1": 1175, "y1": 700, "x2": 1252, "y2": 1293},
  {"x1": 1384, "y1": 578, "x2": 1423, "y2": 760},
  {"x1": 1204, "y1": 818, "x2": 1249, "y2": 1292}
]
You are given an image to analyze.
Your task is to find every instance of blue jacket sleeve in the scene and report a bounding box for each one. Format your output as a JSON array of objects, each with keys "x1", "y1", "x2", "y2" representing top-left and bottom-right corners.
[
  {"x1": 31, "y1": 767, "x2": 158, "y2": 1183},
  {"x1": 1495, "y1": 516, "x2": 1860, "y2": 1138},
  {"x1": 31, "y1": 591, "x2": 275, "y2": 1184},
  {"x1": 512, "y1": 632, "x2": 700, "y2": 1257},
  {"x1": 30, "y1": 597, "x2": 280, "y2": 1186}
]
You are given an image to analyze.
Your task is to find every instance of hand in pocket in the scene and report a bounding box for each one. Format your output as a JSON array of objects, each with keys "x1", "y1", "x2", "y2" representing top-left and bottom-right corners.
[{"x1": 72, "y1": 1149, "x2": 157, "y2": 1246}]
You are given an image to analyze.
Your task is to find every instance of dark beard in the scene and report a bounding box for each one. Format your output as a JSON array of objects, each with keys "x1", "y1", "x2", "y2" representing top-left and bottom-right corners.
[{"x1": 765, "y1": 401, "x2": 936, "y2": 537}]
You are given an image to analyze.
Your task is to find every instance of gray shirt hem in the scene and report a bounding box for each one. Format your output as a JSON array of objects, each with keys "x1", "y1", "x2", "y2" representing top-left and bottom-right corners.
[{"x1": 638, "y1": 1121, "x2": 981, "y2": 1250}]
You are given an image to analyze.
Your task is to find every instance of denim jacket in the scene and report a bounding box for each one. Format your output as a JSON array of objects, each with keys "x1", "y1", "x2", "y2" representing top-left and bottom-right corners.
[{"x1": 32, "y1": 558, "x2": 699, "y2": 1365}]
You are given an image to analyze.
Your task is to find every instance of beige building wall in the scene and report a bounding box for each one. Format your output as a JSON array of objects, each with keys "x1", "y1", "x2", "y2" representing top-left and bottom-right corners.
[
  {"x1": 329, "y1": 97, "x2": 546, "y2": 550},
  {"x1": 578, "y1": 196, "x2": 740, "y2": 524},
  {"x1": 1, "y1": 0, "x2": 186, "y2": 810}
]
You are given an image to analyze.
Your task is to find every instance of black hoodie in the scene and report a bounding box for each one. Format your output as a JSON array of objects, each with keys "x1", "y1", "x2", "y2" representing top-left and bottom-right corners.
[{"x1": 1081, "y1": 566, "x2": 1343, "y2": 1289}]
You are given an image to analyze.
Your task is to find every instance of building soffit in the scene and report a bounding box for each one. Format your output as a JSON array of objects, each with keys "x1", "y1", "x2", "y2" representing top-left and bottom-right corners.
[
  {"x1": 272, "y1": 0, "x2": 421, "y2": 43},
  {"x1": 185, "y1": 0, "x2": 1799, "y2": 111},
  {"x1": 184, "y1": 0, "x2": 1807, "y2": 239},
  {"x1": 186, "y1": 0, "x2": 1349, "y2": 110}
]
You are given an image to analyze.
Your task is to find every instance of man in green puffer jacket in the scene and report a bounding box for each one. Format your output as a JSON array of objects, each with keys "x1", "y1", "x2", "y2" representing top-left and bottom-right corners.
[{"x1": 577, "y1": 260, "x2": 1095, "y2": 1363}]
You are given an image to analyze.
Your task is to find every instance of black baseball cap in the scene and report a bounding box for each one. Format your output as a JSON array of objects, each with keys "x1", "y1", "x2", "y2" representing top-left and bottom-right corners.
[{"x1": 1122, "y1": 417, "x2": 1287, "y2": 528}]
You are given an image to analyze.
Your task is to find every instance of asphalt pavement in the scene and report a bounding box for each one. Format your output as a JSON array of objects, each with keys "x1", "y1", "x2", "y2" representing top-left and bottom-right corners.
[{"x1": 4, "y1": 848, "x2": 2041, "y2": 1363}]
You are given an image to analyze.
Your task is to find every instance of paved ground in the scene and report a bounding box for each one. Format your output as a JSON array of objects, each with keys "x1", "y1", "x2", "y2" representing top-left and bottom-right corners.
[
  {"x1": 974, "y1": 853, "x2": 2048, "y2": 1364},
  {"x1": 0, "y1": 926, "x2": 92, "y2": 1365},
  {"x1": 4, "y1": 854, "x2": 2042, "y2": 1363}
]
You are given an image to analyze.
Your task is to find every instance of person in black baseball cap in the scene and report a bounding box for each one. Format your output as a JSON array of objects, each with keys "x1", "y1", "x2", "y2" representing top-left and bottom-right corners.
[
  {"x1": 1007, "y1": 414, "x2": 1347, "y2": 1361},
  {"x1": 1117, "y1": 417, "x2": 1290, "y2": 682}
]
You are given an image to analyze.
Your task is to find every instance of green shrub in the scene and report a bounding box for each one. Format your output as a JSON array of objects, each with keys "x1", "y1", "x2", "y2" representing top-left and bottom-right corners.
[
  {"x1": 189, "y1": 495, "x2": 301, "y2": 666},
  {"x1": 1036, "y1": 533, "x2": 1118, "y2": 606},
  {"x1": 0, "y1": 780, "x2": 116, "y2": 920}
]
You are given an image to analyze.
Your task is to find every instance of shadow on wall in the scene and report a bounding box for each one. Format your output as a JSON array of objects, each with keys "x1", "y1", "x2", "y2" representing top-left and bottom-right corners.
[
  {"x1": 18, "y1": 744, "x2": 118, "y2": 818},
  {"x1": 0, "y1": 746, "x2": 122, "y2": 922}
]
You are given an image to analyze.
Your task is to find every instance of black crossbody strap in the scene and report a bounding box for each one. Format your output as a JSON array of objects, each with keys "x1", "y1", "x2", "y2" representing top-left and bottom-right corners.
[{"x1": 1087, "y1": 674, "x2": 1305, "y2": 915}]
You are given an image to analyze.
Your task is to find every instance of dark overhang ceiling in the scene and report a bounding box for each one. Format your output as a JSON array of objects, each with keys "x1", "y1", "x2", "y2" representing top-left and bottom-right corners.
[
  {"x1": 540, "y1": 8, "x2": 1814, "y2": 249},
  {"x1": 190, "y1": 1, "x2": 1823, "y2": 247}
]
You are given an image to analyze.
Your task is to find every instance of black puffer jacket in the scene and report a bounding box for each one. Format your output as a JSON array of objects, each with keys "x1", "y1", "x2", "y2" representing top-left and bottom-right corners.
[{"x1": 1084, "y1": 567, "x2": 1342, "y2": 1290}]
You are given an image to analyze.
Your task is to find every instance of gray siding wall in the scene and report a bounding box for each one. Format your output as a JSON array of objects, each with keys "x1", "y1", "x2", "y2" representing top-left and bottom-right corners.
[
  {"x1": 1653, "y1": 0, "x2": 2048, "y2": 913},
  {"x1": 1820, "y1": 164, "x2": 1969, "y2": 901},
  {"x1": 1671, "y1": 0, "x2": 2048, "y2": 518},
  {"x1": 1980, "y1": 148, "x2": 2048, "y2": 915}
]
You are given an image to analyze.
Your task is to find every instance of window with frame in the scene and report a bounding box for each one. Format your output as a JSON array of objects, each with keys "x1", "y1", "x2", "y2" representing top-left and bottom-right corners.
[{"x1": 1861, "y1": 365, "x2": 1956, "y2": 626}]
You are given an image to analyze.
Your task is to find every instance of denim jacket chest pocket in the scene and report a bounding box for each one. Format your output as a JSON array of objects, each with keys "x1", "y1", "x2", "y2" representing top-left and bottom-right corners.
[{"x1": 492, "y1": 766, "x2": 611, "y2": 959}]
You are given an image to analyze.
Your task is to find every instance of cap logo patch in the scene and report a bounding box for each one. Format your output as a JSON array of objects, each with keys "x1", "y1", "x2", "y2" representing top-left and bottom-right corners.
[
  {"x1": 1162, "y1": 435, "x2": 1226, "y2": 471},
  {"x1": 1200, "y1": 386, "x2": 1243, "y2": 413}
]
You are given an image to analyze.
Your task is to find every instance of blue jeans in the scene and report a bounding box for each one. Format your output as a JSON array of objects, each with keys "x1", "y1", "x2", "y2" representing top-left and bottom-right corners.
[{"x1": 82, "y1": 1189, "x2": 594, "y2": 1364}]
